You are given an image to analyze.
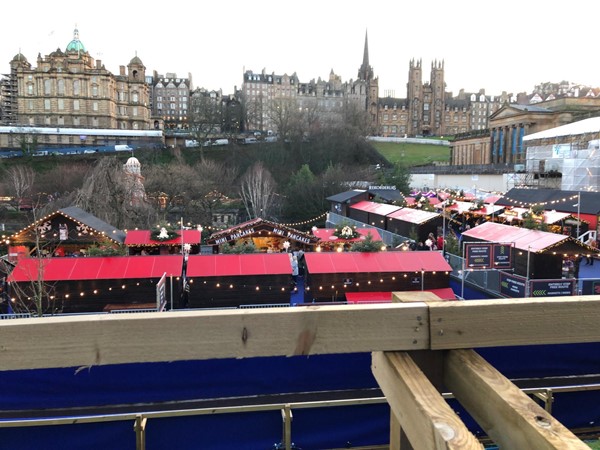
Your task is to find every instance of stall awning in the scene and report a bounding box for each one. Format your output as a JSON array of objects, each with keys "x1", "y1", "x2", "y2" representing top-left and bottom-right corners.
[
  {"x1": 312, "y1": 228, "x2": 383, "y2": 243},
  {"x1": 387, "y1": 208, "x2": 440, "y2": 225},
  {"x1": 345, "y1": 287, "x2": 456, "y2": 303},
  {"x1": 350, "y1": 201, "x2": 402, "y2": 216},
  {"x1": 438, "y1": 201, "x2": 504, "y2": 216},
  {"x1": 304, "y1": 251, "x2": 451, "y2": 274},
  {"x1": 499, "y1": 207, "x2": 573, "y2": 225},
  {"x1": 125, "y1": 229, "x2": 201, "y2": 246},
  {"x1": 8, "y1": 255, "x2": 183, "y2": 282},
  {"x1": 186, "y1": 254, "x2": 292, "y2": 277}
]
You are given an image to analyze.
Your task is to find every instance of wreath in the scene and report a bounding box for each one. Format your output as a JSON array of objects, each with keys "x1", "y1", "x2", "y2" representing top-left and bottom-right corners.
[
  {"x1": 333, "y1": 225, "x2": 361, "y2": 240},
  {"x1": 151, "y1": 226, "x2": 180, "y2": 241}
]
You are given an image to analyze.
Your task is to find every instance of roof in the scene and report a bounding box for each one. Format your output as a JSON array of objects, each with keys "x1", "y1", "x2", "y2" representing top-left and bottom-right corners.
[
  {"x1": 186, "y1": 254, "x2": 292, "y2": 277},
  {"x1": 437, "y1": 201, "x2": 504, "y2": 216},
  {"x1": 499, "y1": 207, "x2": 573, "y2": 225},
  {"x1": 495, "y1": 188, "x2": 600, "y2": 215},
  {"x1": 207, "y1": 218, "x2": 318, "y2": 245},
  {"x1": 460, "y1": 222, "x2": 576, "y2": 253},
  {"x1": 387, "y1": 208, "x2": 440, "y2": 225},
  {"x1": 125, "y1": 229, "x2": 201, "y2": 246},
  {"x1": 304, "y1": 251, "x2": 452, "y2": 274},
  {"x1": 8, "y1": 255, "x2": 182, "y2": 282},
  {"x1": 523, "y1": 117, "x2": 600, "y2": 141},
  {"x1": 350, "y1": 201, "x2": 402, "y2": 216},
  {"x1": 345, "y1": 288, "x2": 456, "y2": 303},
  {"x1": 326, "y1": 190, "x2": 367, "y2": 203},
  {"x1": 368, "y1": 188, "x2": 405, "y2": 203},
  {"x1": 312, "y1": 228, "x2": 383, "y2": 243}
]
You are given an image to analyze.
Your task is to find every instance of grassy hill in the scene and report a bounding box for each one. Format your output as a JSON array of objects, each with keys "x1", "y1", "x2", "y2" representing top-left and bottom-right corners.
[{"x1": 370, "y1": 140, "x2": 450, "y2": 166}]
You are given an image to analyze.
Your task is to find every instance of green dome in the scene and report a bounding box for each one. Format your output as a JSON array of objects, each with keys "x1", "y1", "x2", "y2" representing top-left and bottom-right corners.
[
  {"x1": 12, "y1": 53, "x2": 27, "y2": 63},
  {"x1": 66, "y1": 27, "x2": 86, "y2": 53}
]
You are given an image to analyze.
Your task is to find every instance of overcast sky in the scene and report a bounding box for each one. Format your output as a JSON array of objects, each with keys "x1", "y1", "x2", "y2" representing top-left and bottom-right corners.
[{"x1": 2, "y1": 0, "x2": 598, "y2": 98}]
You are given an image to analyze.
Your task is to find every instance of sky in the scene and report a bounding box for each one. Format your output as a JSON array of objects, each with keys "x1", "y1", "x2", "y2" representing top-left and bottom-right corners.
[{"x1": 2, "y1": 0, "x2": 599, "y2": 98}]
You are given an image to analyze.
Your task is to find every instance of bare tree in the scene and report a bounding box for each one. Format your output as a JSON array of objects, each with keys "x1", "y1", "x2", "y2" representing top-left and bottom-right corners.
[
  {"x1": 239, "y1": 162, "x2": 277, "y2": 219},
  {"x1": 189, "y1": 88, "x2": 225, "y2": 154},
  {"x1": 4, "y1": 165, "x2": 35, "y2": 210}
]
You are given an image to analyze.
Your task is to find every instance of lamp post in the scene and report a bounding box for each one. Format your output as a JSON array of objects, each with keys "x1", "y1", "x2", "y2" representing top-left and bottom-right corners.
[{"x1": 576, "y1": 191, "x2": 581, "y2": 239}]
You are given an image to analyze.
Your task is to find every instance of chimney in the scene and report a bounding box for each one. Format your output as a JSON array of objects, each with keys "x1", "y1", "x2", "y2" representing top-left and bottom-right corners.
[
  {"x1": 120, "y1": 65, "x2": 126, "y2": 76},
  {"x1": 96, "y1": 60, "x2": 102, "y2": 69}
]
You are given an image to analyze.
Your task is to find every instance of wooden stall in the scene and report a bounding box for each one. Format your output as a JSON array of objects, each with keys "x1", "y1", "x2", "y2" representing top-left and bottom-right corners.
[
  {"x1": 312, "y1": 227, "x2": 384, "y2": 252},
  {"x1": 326, "y1": 190, "x2": 369, "y2": 217},
  {"x1": 184, "y1": 253, "x2": 293, "y2": 308},
  {"x1": 206, "y1": 218, "x2": 319, "y2": 253},
  {"x1": 6, "y1": 206, "x2": 126, "y2": 261},
  {"x1": 386, "y1": 208, "x2": 442, "y2": 242},
  {"x1": 461, "y1": 222, "x2": 598, "y2": 279},
  {"x1": 498, "y1": 207, "x2": 587, "y2": 237},
  {"x1": 303, "y1": 251, "x2": 452, "y2": 303},
  {"x1": 348, "y1": 201, "x2": 402, "y2": 228},
  {"x1": 7, "y1": 255, "x2": 183, "y2": 313}
]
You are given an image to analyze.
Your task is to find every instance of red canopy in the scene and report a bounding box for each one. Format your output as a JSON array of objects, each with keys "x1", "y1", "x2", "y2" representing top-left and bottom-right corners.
[
  {"x1": 8, "y1": 255, "x2": 183, "y2": 282},
  {"x1": 186, "y1": 254, "x2": 292, "y2": 277},
  {"x1": 312, "y1": 228, "x2": 383, "y2": 243},
  {"x1": 461, "y1": 222, "x2": 569, "y2": 252},
  {"x1": 304, "y1": 251, "x2": 451, "y2": 274},
  {"x1": 125, "y1": 229, "x2": 201, "y2": 246},
  {"x1": 345, "y1": 287, "x2": 456, "y2": 303},
  {"x1": 350, "y1": 201, "x2": 402, "y2": 216}
]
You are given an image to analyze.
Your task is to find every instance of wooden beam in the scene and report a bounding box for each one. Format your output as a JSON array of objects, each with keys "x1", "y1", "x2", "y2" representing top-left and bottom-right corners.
[
  {"x1": 444, "y1": 349, "x2": 590, "y2": 450},
  {"x1": 0, "y1": 303, "x2": 429, "y2": 371},
  {"x1": 372, "y1": 351, "x2": 483, "y2": 450},
  {"x1": 428, "y1": 297, "x2": 600, "y2": 350}
]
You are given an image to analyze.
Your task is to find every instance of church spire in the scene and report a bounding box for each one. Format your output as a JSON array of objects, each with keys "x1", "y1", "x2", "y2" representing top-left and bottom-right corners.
[{"x1": 357, "y1": 29, "x2": 373, "y2": 81}]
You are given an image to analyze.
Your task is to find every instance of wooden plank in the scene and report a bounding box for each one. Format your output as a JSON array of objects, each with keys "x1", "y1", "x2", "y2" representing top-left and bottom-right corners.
[
  {"x1": 444, "y1": 349, "x2": 589, "y2": 450},
  {"x1": 392, "y1": 291, "x2": 442, "y2": 303},
  {"x1": 429, "y1": 297, "x2": 600, "y2": 350},
  {"x1": 372, "y1": 351, "x2": 483, "y2": 450},
  {"x1": 0, "y1": 303, "x2": 429, "y2": 371}
]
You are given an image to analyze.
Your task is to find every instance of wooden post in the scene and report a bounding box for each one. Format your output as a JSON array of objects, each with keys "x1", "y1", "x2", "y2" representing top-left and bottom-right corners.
[
  {"x1": 281, "y1": 404, "x2": 292, "y2": 450},
  {"x1": 134, "y1": 414, "x2": 147, "y2": 450}
]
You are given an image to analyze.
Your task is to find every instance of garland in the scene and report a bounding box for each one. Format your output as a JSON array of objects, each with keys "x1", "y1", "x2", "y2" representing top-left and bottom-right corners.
[
  {"x1": 151, "y1": 227, "x2": 180, "y2": 241},
  {"x1": 333, "y1": 225, "x2": 361, "y2": 240}
]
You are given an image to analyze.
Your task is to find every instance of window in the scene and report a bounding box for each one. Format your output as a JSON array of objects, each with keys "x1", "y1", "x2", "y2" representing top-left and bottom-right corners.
[
  {"x1": 92, "y1": 117, "x2": 99, "y2": 127},
  {"x1": 58, "y1": 116, "x2": 64, "y2": 125},
  {"x1": 73, "y1": 116, "x2": 80, "y2": 126},
  {"x1": 27, "y1": 100, "x2": 33, "y2": 110},
  {"x1": 73, "y1": 80, "x2": 80, "y2": 96},
  {"x1": 44, "y1": 99, "x2": 51, "y2": 110},
  {"x1": 93, "y1": 102, "x2": 99, "y2": 111},
  {"x1": 73, "y1": 99, "x2": 80, "y2": 110},
  {"x1": 44, "y1": 79, "x2": 52, "y2": 95},
  {"x1": 424, "y1": 103, "x2": 430, "y2": 111},
  {"x1": 92, "y1": 85, "x2": 98, "y2": 97},
  {"x1": 58, "y1": 99, "x2": 64, "y2": 110},
  {"x1": 133, "y1": 106, "x2": 138, "y2": 116},
  {"x1": 58, "y1": 79, "x2": 65, "y2": 95},
  {"x1": 27, "y1": 83, "x2": 33, "y2": 95},
  {"x1": 132, "y1": 92, "x2": 139, "y2": 103}
]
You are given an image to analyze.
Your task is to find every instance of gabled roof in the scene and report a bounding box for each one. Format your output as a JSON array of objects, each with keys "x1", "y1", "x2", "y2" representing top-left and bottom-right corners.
[
  {"x1": 10, "y1": 206, "x2": 126, "y2": 244},
  {"x1": 368, "y1": 188, "x2": 405, "y2": 203},
  {"x1": 326, "y1": 190, "x2": 367, "y2": 203},
  {"x1": 8, "y1": 255, "x2": 182, "y2": 282},
  {"x1": 186, "y1": 254, "x2": 292, "y2": 277},
  {"x1": 206, "y1": 218, "x2": 319, "y2": 245},
  {"x1": 489, "y1": 103, "x2": 551, "y2": 120},
  {"x1": 304, "y1": 251, "x2": 451, "y2": 274},
  {"x1": 495, "y1": 188, "x2": 600, "y2": 215},
  {"x1": 387, "y1": 208, "x2": 440, "y2": 225},
  {"x1": 461, "y1": 222, "x2": 594, "y2": 254}
]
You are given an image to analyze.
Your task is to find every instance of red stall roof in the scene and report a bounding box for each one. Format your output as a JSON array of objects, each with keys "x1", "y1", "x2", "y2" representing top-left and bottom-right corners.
[
  {"x1": 186, "y1": 253, "x2": 292, "y2": 277},
  {"x1": 345, "y1": 287, "x2": 456, "y2": 303},
  {"x1": 387, "y1": 208, "x2": 440, "y2": 225},
  {"x1": 350, "y1": 201, "x2": 402, "y2": 216},
  {"x1": 8, "y1": 255, "x2": 183, "y2": 282},
  {"x1": 312, "y1": 228, "x2": 383, "y2": 243},
  {"x1": 125, "y1": 229, "x2": 201, "y2": 246},
  {"x1": 304, "y1": 251, "x2": 451, "y2": 274},
  {"x1": 461, "y1": 222, "x2": 570, "y2": 252}
]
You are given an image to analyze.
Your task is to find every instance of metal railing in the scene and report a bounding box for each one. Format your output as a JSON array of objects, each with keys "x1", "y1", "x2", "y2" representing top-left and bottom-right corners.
[{"x1": 327, "y1": 212, "x2": 410, "y2": 247}]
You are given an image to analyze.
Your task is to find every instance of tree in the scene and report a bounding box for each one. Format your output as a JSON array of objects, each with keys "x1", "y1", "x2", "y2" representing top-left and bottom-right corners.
[
  {"x1": 4, "y1": 165, "x2": 35, "y2": 210},
  {"x1": 188, "y1": 88, "x2": 225, "y2": 156},
  {"x1": 239, "y1": 162, "x2": 277, "y2": 219},
  {"x1": 74, "y1": 157, "x2": 158, "y2": 230},
  {"x1": 378, "y1": 162, "x2": 412, "y2": 195},
  {"x1": 268, "y1": 98, "x2": 305, "y2": 142}
]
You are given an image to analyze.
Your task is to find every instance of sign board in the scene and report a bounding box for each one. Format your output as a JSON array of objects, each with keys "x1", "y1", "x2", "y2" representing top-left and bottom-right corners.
[
  {"x1": 492, "y1": 243, "x2": 513, "y2": 269},
  {"x1": 500, "y1": 272, "x2": 526, "y2": 298},
  {"x1": 156, "y1": 272, "x2": 167, "y2": 311},
  {"x1": 529, "y1": 279, "x2": 575, "y2": 297},
  {"x1": 465, "y1": 243, "x2": 492, "y2": 269}
]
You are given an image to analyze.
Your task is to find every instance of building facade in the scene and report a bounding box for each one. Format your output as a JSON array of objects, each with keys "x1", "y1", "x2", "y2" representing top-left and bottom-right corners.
[
  {"x1": 148, "y1": 72, "x2": 192, "y2": 130},
  {"x1": 0, "y1": 28, "x2": 151, "y2": 130}
]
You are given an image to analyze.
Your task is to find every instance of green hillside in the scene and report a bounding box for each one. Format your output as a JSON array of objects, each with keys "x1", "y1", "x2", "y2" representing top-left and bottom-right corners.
[{"x1": 370, "y1": 140, "x2": 450, "y2": 166}]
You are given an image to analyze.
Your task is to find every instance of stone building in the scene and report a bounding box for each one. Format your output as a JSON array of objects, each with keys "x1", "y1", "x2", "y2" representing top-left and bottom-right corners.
[
  {"x1": 147, "y1": 72, "x2": 192, "y2": 130},
  {"x1": 0, "y1": 27, "x2": 151, "y2": 130}
]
